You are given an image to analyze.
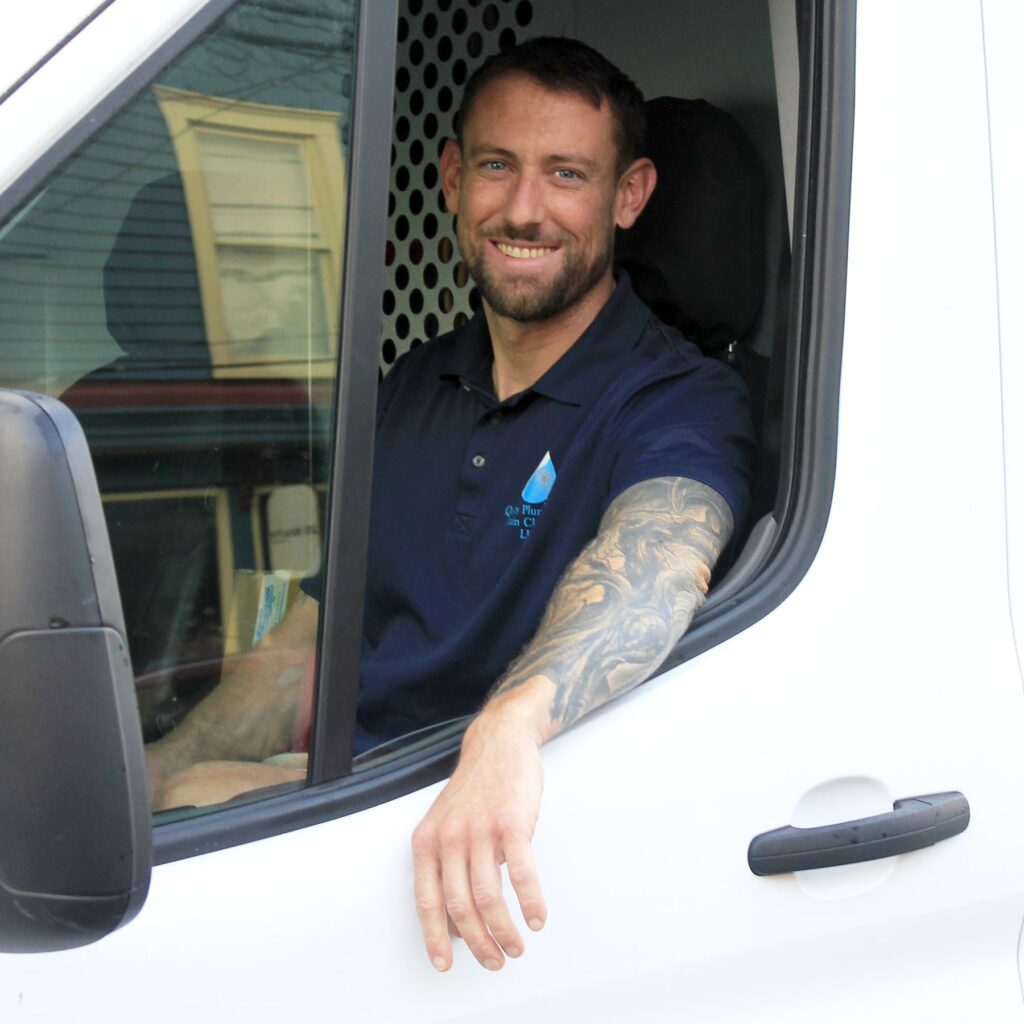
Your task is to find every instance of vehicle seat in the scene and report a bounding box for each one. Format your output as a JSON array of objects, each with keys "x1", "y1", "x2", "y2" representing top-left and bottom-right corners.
[
  {"x1": 616, "y1": 96, "x2": 766, "y2": 361},
  {"x1": 615, "y1": 96, "x2": 775, "y2": 559}
]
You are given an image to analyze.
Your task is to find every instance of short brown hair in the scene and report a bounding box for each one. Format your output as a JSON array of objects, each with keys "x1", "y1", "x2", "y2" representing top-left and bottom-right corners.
[{"x1": 455, "y1": 37, "x2": 646, "y2": 176}]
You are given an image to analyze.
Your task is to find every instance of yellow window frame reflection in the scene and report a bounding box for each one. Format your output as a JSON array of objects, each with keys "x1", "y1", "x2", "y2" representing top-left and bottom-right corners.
[{"x1": 153, "y1": 86, "x2": 346, "y2": 379}]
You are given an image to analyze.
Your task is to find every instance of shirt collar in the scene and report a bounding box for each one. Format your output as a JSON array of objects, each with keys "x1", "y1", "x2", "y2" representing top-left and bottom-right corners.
[
  {"x1": 438, "y1": 272, "x2": 650, "y2": 407},
  {"x1": 439, "y1": 313, "x2": 494, "y2": 396}
]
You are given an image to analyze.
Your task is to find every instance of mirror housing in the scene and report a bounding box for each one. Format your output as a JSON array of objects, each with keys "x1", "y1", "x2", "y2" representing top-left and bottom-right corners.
[{"x1": 0, "y1": 390, "x2": 151, "y2": 952}]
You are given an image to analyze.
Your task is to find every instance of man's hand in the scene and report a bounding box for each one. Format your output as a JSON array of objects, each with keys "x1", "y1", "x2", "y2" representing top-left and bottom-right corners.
[{"x1": 411, "y1": 685, "x2": 551, "y2": 972}]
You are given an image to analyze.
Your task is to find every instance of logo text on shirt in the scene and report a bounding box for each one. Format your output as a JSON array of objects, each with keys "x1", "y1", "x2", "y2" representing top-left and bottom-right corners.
[
  {"x1": 505, "y1": 502, "x2": 543, "y2": 540},
  {"x1": 505, "y1": 451, "x2": 557, "y2": 541}
]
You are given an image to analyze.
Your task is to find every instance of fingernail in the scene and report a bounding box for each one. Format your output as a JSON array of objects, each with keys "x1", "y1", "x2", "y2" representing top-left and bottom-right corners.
[
  {"x1": 484, "y1": 958, "x2": 501, "y2": 971},
  {"x1": 506, "y1": 946, "x2": 522, "y2": 958},
  {"x1": 528, "y1": 918, "x2": 544, "y2": 931},
  {"x1": 432, "y1": 956, "x2": 448, "y2": 972}
]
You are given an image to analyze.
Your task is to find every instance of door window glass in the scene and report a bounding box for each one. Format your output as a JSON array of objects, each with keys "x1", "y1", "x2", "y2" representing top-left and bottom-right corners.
[{"x1": 0, "y1": 0, "x2": 358, "y2": 810}]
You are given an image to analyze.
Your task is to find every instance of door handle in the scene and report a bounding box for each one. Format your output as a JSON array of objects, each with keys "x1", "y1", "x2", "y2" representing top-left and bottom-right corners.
[{"x1": 748, "y1": 791, "x2": 969, "y2": 876}]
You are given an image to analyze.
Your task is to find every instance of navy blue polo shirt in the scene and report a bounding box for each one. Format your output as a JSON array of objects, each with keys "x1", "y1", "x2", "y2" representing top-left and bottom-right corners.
[{"x1": 319, "y1": 275, "x2": 753, "y2": 753}]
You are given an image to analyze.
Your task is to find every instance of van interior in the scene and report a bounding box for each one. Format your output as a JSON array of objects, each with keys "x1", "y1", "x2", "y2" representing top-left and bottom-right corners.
[{"x1": 0, "y1": 0, "x2": 803, "y2": 746}]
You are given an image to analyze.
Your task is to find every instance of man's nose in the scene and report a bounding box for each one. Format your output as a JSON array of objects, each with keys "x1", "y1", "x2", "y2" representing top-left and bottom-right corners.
[{"x1": 503, "y1": 171, "x2": 544, "y2": 232}]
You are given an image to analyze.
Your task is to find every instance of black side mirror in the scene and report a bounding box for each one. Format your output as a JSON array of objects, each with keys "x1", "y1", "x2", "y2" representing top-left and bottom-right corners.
[{"x1": 0, "y1": 390, "x2": 151, "y2": 952}]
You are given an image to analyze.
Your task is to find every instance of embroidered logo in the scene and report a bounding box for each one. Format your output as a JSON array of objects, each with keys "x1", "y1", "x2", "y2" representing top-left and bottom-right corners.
[
  {"x1": 521, "y1": 450, "x2": 557, "y2": 504},
  {"x1": 505, "y1": 451, "x2": 557, "y2": 541}
]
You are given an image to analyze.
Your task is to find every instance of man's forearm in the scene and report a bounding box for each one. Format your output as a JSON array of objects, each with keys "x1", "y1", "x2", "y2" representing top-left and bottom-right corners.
[
  {"x1": 147, "y1": 652, "x2": 302, "y2": 771},
  {"x1": 144, "y1": 594, "x2": 319, "y2": 797},
  {"x1": 487, "y1": 476, "x2": 734, "y2": 740}
]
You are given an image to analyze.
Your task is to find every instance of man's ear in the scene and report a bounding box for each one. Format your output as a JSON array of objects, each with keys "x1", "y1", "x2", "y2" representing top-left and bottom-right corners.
[
  {"x1": 439, "y1": 138, "x2": 463, "y2": 215},
  {"x1": 614, "y1": 157, "x2": 657, "y2": 230}
]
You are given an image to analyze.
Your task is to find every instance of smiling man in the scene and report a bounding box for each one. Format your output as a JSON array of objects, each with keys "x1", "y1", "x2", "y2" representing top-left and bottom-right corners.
[
  {"x1": 146, "y1": 37, "x2": 754, "y2": 974},
  {"x1": 397, "y1": 38, "x2": 753, "y2": 973}
]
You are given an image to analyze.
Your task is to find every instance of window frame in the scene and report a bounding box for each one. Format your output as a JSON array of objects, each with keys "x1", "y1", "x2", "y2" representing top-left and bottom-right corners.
[
  {"x1": 0, "y1": 0, "x2": 854, "y2": 865},
  {"x1": 155, "y1": 0, "x2": 855, "y2": 864},
  {"x1": 0, "y1": 0, "x2": 397, "y2": 862}
]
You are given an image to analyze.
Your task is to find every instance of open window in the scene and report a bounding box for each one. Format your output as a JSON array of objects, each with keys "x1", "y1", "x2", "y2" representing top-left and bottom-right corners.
[{"x1": 360, "y1": 0, "x2": 851, "y2": 767}]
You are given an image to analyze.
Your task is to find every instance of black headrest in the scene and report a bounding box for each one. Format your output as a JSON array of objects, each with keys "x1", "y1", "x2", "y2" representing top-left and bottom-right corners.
[{"x1": 616, "y1": 97, "x2": 765, "y2": 355}]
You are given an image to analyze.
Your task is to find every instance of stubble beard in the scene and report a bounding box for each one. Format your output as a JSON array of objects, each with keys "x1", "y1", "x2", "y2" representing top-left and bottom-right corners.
[{"x1": 460, "y1": 227, "x2": 614, "y2": 323}]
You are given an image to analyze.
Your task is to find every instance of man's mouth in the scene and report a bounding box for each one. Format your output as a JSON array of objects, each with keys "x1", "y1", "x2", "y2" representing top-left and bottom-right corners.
[{"x1": 492, "y1": 241, "x2": 559, "y2": 260}]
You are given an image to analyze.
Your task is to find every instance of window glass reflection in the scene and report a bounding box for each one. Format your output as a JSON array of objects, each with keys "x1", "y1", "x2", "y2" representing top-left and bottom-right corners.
[{"x1": 0, "y1": 1, "x2": 356, "y2": 787}]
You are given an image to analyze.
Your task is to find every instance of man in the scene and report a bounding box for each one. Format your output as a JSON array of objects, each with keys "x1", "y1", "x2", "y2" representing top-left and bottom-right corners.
[{"x1": 147, "y1": 37, "x2": 753, "y2": 972}]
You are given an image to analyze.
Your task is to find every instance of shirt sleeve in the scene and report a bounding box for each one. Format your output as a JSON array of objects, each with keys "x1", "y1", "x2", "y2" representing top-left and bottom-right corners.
[{"x1": 603, "y1": 356, "x2": 756, "y2": 531}]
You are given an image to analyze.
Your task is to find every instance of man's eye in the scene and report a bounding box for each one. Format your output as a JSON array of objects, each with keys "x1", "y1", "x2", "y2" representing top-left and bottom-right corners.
[
  {"x1": 484, "y1": 160, "x2": 507, "y2": 171},
  {"x1": 555, "y1": 168, "x2": 581, "y2": 181}
]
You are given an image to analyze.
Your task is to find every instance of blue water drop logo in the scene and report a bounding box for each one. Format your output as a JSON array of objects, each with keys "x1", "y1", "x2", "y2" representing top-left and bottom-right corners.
[{"x1": 521, "y1": 450, "x2": 557, "y2": 504}]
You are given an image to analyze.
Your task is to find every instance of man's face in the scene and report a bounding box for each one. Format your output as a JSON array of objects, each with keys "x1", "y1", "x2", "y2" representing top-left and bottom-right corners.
[{"x1": 441, "y1": 75, "x2": 631, "y2": 324}]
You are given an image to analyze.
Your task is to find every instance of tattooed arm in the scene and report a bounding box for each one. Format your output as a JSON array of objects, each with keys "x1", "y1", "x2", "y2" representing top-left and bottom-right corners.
[
  {"x1": 492, "y1": 476, "x2": 733, "y2": 729},
  {"x1": 411, "y1": 477, "x2": 733, "y2": 973}
]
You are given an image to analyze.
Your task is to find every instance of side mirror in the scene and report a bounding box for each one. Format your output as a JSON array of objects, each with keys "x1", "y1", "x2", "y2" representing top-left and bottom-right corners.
[{"x1": 0, "y1": 390, "x2": 151, "y2": 952}]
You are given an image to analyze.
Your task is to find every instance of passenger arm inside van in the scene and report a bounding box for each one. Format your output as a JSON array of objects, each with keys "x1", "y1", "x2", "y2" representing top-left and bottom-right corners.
[{"x1": 145, "y1": 593, "x2": 319, "y2": 807}]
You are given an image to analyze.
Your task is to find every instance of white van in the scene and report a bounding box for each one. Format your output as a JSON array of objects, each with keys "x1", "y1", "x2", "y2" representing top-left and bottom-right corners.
[{"x1": 2, "y1": 0, "x2": 1024, "y2": 1019}]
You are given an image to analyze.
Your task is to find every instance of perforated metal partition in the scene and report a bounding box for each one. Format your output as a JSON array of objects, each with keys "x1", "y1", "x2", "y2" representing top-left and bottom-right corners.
[{"x1": 380, "y1": 0, "x2": 536, "y2": 369}]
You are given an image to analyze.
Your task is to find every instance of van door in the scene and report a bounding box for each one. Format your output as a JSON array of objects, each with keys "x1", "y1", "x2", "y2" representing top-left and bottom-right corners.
[{"x1": 4, "y1": 1, "x2": 1024, "y2": 1022}]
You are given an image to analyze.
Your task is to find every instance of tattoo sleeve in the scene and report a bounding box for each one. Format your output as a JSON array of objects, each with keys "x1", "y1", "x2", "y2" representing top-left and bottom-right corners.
[{"x1": 490, "y1": 476, "x2": 734, "y2": 734}]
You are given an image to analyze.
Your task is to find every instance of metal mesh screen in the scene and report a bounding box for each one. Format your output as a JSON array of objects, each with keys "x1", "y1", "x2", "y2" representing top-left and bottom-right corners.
[{"x1": 380, "y1": 0, "x2": 535, "y2": 368}]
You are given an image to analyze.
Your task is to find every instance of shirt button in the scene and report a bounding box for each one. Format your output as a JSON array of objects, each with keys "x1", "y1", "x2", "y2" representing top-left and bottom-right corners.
[
  {"x1": 462, "y1": 384, "x2": 471, "y2": 392},
  {"x1": 472, "y1": 454, "x2": 486, "y2": 468},
  {"x1": 489, "y1": 412, "x2": 503, "y2": 425}
]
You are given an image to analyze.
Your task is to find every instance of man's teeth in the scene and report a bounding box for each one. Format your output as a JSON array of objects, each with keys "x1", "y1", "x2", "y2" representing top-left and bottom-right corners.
[{"x1": 495, "y1": 242, "x2": 556, "y2": 259}]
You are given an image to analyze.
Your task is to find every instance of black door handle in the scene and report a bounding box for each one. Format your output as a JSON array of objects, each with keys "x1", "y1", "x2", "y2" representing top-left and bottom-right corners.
[{"x1": 748, "y1": 791, "x2": 969, "y2": 876}]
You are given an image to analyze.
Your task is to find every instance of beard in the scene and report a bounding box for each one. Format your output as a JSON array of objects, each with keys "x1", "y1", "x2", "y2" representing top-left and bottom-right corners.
[{"x1": 459, "y1": 224, "x2": 614, "y2": 323}]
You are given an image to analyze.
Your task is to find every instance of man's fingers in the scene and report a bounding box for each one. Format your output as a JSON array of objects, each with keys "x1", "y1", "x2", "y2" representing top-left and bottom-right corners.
[
  {"x1": 441, "y1": 847, "x2": 505, "y2": 970},
  {"x1": 412, "y1": 832, "x2": 452, "y2": 972},
  {"x1": 503, "y1": 832, "x2": 547, "y2": 933},
  {"x1": 470, "y1": 839, "x2": 523, "y2": 959}
]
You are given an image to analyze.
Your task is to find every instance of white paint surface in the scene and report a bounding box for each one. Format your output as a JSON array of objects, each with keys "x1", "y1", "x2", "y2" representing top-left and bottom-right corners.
[{"x1": 0, "y1": 0, "x2": 106, "y2": 95}]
